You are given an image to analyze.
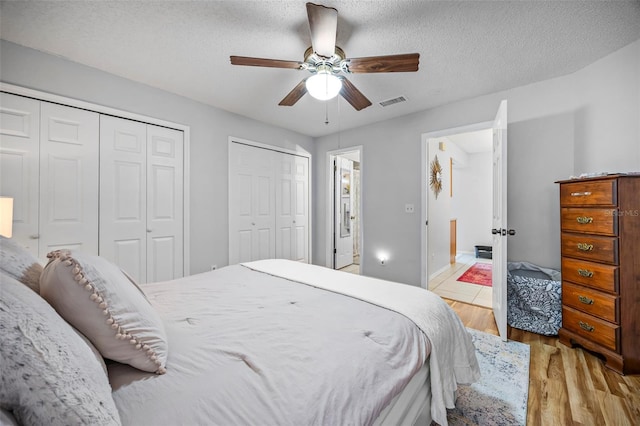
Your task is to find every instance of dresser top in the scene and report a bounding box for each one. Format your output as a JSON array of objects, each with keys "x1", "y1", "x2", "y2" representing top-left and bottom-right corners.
[{"x1": 555, "y1": 173, "x2": 640, "y2": 184}]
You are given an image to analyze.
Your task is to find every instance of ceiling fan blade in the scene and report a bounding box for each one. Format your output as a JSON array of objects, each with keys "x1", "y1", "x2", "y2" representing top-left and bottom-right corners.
[
  {"x1": 230, "y1": 56, "x2": 303, "y2": 69},
  {"x1": 346, "y1": 53, "x2": 420, "y2": 73},
  {"x1": 340, "y1": 78, "x2": 372, "y2": 111},
  {"x1": 306, "y1": 2, "x2": 338, "y2": 58},
  {"x1": 279, "y1": 80, "x2": 308, "y2": 106}
]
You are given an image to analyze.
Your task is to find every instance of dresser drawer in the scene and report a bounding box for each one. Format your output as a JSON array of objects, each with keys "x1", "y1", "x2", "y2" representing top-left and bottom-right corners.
[
  {"x1": 561, "y1": 257, "x2": 618, "y2": 293},
  {"x1": 560, "y1": 179, "x2": 617, "y2": 207},
  {"x1": 562, "y1": 282, "x2": 618, "y2": 323},
  {"x1": 562, "y1": 306, "x2": 619, "y2": 352},
  {"x1": 561, "y1": 208, "x2": 617, "y2": 236},
  {"x1": 560, "y1": 233, "x2": 618, "y2": 264}
]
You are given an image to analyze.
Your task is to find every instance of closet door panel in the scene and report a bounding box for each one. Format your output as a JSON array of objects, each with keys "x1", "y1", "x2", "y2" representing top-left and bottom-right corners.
[
  {"x1": 0, "y1": 93, "x2": 40, "y2": 255},
  {"x1": 39, "y1": 102, "x2": 99, "y2": 258},
  {"x1": 229, "y1": 143, "x2": 276, "y2": 264},
  {"x1": 293, "y1": 156, "x2": 309, "y2": 262},
  {"x1": 100, "y1": 116, "x2": 147, "y2": 283},
  {"x1": 147, "y1": 125, "x2": 183, "y2": 281},
  {"x1": 275, "y1": 153, "x2": 297, "y2": 260}
]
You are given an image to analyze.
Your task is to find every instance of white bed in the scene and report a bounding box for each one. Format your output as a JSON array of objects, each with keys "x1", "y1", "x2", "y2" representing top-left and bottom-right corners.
[
  {"x1": 0, "y1": 244, "x2": 479, "y2": 426},
  {"x1": 108, "y1": 260, "x2": 479, "y2": 426}
]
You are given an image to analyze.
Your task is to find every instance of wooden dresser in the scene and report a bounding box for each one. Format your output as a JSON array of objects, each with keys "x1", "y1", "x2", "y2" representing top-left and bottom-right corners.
[{"x1": 556, "y1": 175, "x2": 640, "y2": 374}]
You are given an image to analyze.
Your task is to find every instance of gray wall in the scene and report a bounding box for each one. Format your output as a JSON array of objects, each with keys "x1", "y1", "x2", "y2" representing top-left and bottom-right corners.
[
  {"x1": 0, "y1": 40, "x2": 314, "y2": 275},
  {"x1": 314, "y1": 40, "x2": 640, "y2": 286}
]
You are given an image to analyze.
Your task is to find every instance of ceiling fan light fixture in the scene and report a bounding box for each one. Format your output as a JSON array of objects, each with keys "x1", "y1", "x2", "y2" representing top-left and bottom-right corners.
[{"x1": 305, "y1": 69, "x2": 342, "y2": 101}]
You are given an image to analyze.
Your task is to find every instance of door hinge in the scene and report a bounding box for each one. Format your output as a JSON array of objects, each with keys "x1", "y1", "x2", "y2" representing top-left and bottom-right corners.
[{"x1": 334, "y1": 248, "x2": 337, "y2": 254}]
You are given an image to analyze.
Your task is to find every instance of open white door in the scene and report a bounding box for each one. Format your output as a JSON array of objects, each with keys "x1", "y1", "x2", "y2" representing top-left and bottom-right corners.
[
  {"x1": 491, "y1": 100, "x2": 508, "y2": 341},
  {"x1": 335, "y1": 156, "x2": 354, "y2": 269}
]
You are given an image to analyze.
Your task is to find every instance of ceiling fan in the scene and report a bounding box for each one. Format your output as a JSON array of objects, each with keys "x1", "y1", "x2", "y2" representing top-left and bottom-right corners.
[{"x1": 230, "y1": 2, "x2": 420, "y2": 111}]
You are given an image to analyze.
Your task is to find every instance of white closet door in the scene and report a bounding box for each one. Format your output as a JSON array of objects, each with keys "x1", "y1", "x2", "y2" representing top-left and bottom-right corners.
[
  {"x1": 229, "y1": 142, "x2": 276, "y2": 264},
  {"x1": 276, "y1": 152, "x2": 294, "y2": 260},
  {"x1": 0, "y1": 93, "x2": 40, "y2": 256},
  {"x1": 147, "y1": 125, "x2": 184, "y2": 282},
  {"x1": 100, "y1": 116, "x2": 148, "y2": 283},
  {"x1": 39, "y1": 102, "x2": 99, "y2": 258},
  {"x1": 293, "y1": 155, "x2": 309, "y2": 262},
  {"x1": 276, "y1": 153, "x2": 309, "y2": 262}
]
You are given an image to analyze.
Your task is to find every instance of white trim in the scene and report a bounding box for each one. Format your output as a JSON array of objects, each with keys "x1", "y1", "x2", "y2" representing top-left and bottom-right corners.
[
  {"x1": 421, "y1": 121, "x2": 493, "y2": 290},
  {"x1": 227, "y1": 137, "x2": 313, "y2": 264},
  {"x1": 1, "y1": 82, "x2": 192, "y2": 276},
  {"x1": 325, "y1": 145, "x2": 364, "y2": 271}
]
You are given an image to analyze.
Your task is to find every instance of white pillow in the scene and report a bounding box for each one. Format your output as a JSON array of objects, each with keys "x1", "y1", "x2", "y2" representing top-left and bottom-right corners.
[
  {"x1": 0, "y1": 272, "x2": 121, "y2": 425},
  {"x1": 0, "y1": 235, "x2": 42, "y2": 293},
  {"x1": 40, "y1": 250, "x2": 168, "y2": 374}
]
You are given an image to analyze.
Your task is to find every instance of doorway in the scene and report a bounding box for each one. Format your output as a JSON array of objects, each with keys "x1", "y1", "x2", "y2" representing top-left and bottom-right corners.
[
  {"x1": 427, "y1": 129, "x2": 494, "y2": 307},
  {"x1": 420, "y1": 100, "x2": 509, "y2": 341},
  {"x1": 326, "y1": 147, "x2": 362, "y2": 274}
]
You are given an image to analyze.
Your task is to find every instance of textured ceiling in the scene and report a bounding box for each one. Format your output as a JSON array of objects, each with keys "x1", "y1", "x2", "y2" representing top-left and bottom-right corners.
[{"x1": 1, "y1": 1, "x2": 639, "y2": 137}]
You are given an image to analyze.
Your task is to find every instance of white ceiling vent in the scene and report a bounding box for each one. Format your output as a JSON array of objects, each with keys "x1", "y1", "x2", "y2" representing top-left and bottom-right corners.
[{"x1": 379, "y1": 96, "x2": 407, "y2": 107}]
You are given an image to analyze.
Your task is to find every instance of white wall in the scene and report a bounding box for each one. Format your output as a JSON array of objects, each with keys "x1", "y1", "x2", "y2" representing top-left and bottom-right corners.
[
  {"x1": 314, "y1": 39, "x2": 640, "y2": 286},
  {"x1": 0, "y1": 40, "x2": 315, "y2": 275},
  {"x1": 453, "y1": 151, "x2": 493, "y2": 254}
]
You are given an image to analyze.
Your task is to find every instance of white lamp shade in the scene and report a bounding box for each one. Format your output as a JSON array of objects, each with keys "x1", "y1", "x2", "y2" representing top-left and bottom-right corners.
[
  {"x1": 0, "y1": 197, "x2": 13, "y2": 238},
  {"x1": 306, "y1": 71, "x2": 342, "y2": 101}
]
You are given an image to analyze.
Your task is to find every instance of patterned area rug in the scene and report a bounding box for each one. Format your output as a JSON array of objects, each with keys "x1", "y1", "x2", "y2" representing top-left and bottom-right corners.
[
  {"x1": 457, "y1": 263, "x2": 492, "y2": 286},
  {"x1": 446, "y1": 328, "x2": 530, "y2": 425}
]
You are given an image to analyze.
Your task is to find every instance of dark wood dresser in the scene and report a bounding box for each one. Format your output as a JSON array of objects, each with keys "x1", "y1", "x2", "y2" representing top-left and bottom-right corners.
[{"x1": 556, "y1": 174, "x2": 640, "y2": 374}]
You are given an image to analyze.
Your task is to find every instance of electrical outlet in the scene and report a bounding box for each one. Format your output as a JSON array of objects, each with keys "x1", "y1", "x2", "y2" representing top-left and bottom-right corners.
[
  {"x1": 405, "y1": 204, "x2": 415, "y2": 213},
  {"x1": 210, "y1": 264, "x2": 217, "y2": 271}
]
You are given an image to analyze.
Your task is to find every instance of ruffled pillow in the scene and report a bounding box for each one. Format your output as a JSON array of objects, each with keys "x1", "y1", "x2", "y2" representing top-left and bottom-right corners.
[
  {"x1": 40, "y1": 250, "x2": 168, "y2": 374},
  {"x1": 0, "y1": 272, "x2": 121, "y2": 425},
  {"x1": 0, "y1": 235, "x2": 42, "y2": 293}
]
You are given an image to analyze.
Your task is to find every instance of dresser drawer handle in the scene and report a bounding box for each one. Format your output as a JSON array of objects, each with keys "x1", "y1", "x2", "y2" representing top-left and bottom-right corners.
[
  {"x1": 577, "y1": 268, "x2": 594, "y2": 278},
  {"x1": 570, "y1": 191, "x2": 592, "y2": 197},
  {"x1": 576, "y1": 216, "x2": 593, "y2": 224},
  {"x1": 578, "y1": 295, "x2": 594, "y2": 305},
  {"x1": 577, "y1": 243, "x2": 594, "y2": 251},
  {"x1": 579, "y1": 321, "x2": 595, "y2": 332}
]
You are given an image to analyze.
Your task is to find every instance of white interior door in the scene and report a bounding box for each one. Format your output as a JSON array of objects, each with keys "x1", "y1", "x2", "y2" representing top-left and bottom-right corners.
[
  {"x1": 0, "y1": 93, "x2": 40, "y2": 256},
  {"x1": 491, "y1": 100, "x2": 508, "y2": 341},
  {"x1": 39, "y1": 102, "x2": 99, "y2": 258},
  {"x1": 335, "y1": 156, "x2": 354, "y2": 269},
  {"x1": 275, "y1": 153, "x2": 309, "y2": 262},
  {"x1": 146, "y1": 125, "x2": 184, "y2": 282},
  {"x1": 100, "y1": 116, "x2": 148, "y2": 283},
  {"x1": 229, "y1": 142, "x2": 276, "y2": 264}
]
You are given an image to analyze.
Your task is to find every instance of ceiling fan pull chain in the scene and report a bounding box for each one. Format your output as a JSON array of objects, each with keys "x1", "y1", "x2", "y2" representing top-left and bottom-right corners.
[{"x1": 325, "y1": 102, "x2": 329, "y2": 125}]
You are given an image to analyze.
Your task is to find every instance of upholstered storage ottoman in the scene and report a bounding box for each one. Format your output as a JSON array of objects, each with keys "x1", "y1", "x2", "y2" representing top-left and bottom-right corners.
[{"x1": 507, "y1": 262, "x2": 562, "y2": 335}]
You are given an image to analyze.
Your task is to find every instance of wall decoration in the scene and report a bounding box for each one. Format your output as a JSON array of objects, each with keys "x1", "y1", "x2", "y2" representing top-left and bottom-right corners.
[{"x1": 430, "y1": 155, "x2": 443, "y2": 198}]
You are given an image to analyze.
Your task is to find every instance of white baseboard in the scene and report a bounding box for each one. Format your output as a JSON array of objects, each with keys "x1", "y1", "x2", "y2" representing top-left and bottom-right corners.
[{"x1": 428, "y1": 264, "x2": 451, "y2": 281}]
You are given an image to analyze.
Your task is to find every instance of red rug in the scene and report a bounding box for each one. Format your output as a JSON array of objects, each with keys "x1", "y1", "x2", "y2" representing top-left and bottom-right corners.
[{"x1": 457, "y1": 263, "x2": 492, "y2": 287}]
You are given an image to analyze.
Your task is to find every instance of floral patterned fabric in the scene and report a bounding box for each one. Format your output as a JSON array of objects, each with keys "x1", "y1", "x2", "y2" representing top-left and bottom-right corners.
[{"x1": 507, "y1": 264, "x2": 562, "y2": 336}]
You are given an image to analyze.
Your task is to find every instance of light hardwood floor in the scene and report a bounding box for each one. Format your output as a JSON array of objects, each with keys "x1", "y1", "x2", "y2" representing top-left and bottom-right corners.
[{"x1": 445, "y1": 299, "x2": 640, "y2": 425}]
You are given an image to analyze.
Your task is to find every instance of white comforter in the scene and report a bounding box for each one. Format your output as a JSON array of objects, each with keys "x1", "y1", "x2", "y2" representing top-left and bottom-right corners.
[
  {"x1": 110, "y1": 262, "x2": 434, "y2": 425},
  {"x1": 243, "y1": 260, "x2": 480, "y2": 426}
]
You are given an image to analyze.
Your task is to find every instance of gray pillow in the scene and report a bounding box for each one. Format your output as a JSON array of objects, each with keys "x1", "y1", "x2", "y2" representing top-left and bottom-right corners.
[
  {"x1": 0, "y1": 236, "x2": 42, "y2": 293},
  {"x1": 0, "y1": 272, "x2": 121, "y2": 426}
]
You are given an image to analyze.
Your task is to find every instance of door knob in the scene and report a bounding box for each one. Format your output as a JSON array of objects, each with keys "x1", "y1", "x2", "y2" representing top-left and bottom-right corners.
[
  {"x1": 507, "y1": 229, "x2": 516, "y2": 236},
  {"x1": 491, "y1": 228, "x2": 501, "y2": 235},
  {"x1": 147, "y1": 229, "x2": 152, "y2": 233},
  {"x1": 29, "y1": 234, "x2": 40, "y2": 239}
]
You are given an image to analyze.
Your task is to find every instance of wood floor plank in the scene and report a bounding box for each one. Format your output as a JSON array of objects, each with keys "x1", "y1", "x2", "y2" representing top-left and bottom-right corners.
[{"x1": 442, "y1": 298, "x2": 640, "y2": 425}]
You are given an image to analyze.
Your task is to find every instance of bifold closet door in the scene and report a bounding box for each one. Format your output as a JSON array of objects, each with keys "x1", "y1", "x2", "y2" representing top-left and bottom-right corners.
[
  {"x1": 39, "y1": 102, "x2": 99, "y2": 258},
  {"x1": 229, "y1": 142, "x2": 276, "y2": 264},
  {"x1": 229, "y1": 141, "x2": 309, "y2": 265},
  {"x1": 146, "y1": 125, "x2": 184, "y2": 282},
  {"x1": 0, "y1": 93, "x2": 40, "y2": 256},
  {"x1": 275, "y1": 153, "x2": 309, "y2": 262},
  {"x1": 100, "y1": 116, "x2": 184, "y2": 283},
  {"x1": 100, "y1": 116, "x2": 148, "y2": 282}
]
